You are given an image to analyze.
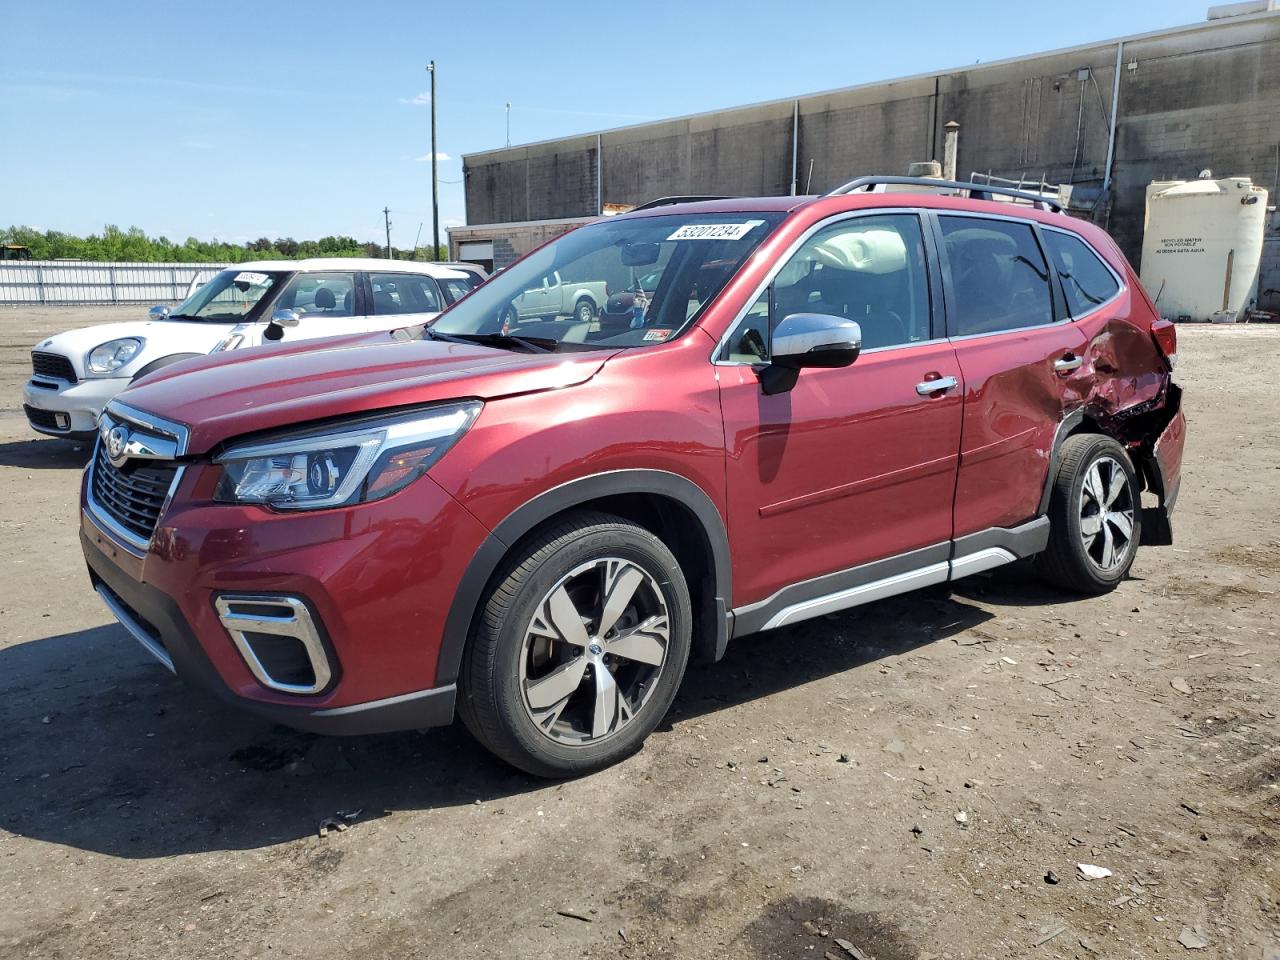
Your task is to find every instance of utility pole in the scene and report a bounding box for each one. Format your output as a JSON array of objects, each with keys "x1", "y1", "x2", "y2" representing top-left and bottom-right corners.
[
  {"x1": 505, "y1": 102, "x2": 511, "y2": 147},
  {"x1": 428, "y1": 60, "x2": 439, "y2": 261},
  {"x1": 383, "y1": 206, "x2": 392, "y2": 259}
]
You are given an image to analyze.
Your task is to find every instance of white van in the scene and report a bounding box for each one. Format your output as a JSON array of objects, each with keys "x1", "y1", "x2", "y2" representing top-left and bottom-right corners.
[{"x1": 23, "y1": 258, "x2": 481, "y2": 440}]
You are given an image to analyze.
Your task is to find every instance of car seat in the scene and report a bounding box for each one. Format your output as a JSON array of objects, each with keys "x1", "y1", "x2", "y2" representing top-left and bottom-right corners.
[{"x1": 314, "y1": 287, "x2": 337, "y2": 312}]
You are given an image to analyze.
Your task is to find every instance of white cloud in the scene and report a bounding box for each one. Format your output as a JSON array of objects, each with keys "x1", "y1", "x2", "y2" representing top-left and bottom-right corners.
[
  {"x1": 399, "y1": 90, "x2": 431, "y2": 105},
  {"x1": 414, "y1": 152, "x2": 451, "y2": 162}
]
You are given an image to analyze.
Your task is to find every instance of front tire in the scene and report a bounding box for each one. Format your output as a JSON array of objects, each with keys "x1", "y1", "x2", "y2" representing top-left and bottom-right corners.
[
  {"x1": 1036, "y1": 434, "x2": 1141, "y2": 594},
  {"x1": 458, "y1": 511, "x2": 692, "y2": 778}
]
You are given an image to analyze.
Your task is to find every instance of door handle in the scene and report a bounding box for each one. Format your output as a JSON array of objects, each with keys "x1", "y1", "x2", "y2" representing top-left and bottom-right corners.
[
  {"x1": 915, "y1": 375, "x2": 958, "y2": 396},
  {"x1": 1054, "y1": 353, "x2": 1083, "y2": 372}
]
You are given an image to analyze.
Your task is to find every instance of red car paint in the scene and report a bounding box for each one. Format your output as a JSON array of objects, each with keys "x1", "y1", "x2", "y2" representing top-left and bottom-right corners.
[{"x1": 80, "y1": 190, "x2": 1184, "y2": 734}]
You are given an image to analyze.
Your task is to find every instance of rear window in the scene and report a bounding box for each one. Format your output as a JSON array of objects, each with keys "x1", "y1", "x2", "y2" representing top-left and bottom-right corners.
[
  {"x1": 940, "y1": 217, "x2": 1054, "y2": 336},
  {"x1": 1043, "y1": 230, "x2": 1121, "y2": 317}
]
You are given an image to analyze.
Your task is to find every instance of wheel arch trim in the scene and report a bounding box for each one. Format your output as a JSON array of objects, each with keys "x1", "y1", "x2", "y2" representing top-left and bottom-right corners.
[
  {"x1": 1038, "y1": 407, "x2": 1089, "y2": 516},
  {"x1": 437, "y1": 469, "x2": 732, "y2": 688}
]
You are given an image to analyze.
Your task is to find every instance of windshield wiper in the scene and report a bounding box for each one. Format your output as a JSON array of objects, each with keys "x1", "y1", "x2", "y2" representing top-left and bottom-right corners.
[{"x1": 425, "y1": 330, "x2": 557, "y2": 354}]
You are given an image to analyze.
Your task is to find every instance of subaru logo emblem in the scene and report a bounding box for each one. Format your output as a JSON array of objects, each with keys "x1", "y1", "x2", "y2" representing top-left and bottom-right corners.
[{"x1": 105, "y1": 425, "x2": 130, "y2": 465}]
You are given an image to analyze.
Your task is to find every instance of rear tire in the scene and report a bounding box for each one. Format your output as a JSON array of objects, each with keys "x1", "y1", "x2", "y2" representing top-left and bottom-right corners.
[
  {"x1": 1036, "y1": 434, "x2": 1141, "y2": 595},
  {"x1": 574, "y1": 298, "x2": 596, "y2": 324},
  {"x1": 458, "y1": 510, "x2": 691, "y2": 778}
]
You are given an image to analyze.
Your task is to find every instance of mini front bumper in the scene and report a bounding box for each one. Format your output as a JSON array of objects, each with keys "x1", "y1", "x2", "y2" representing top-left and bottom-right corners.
[{"x1": 23, "y1": 375, "x2": 129, "y2": 438}]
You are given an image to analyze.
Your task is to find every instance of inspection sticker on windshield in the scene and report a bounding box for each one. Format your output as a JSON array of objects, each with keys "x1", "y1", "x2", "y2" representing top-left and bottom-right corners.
[
  {"x1": 666, "y1": 220, "x2": 764, "y2": 242},
  {"x1": 643, "y1": 328, "x2": 672, "y2": 341},
  {"x1": 233, "y1": 271, "x2": 270, "y2": 285}
]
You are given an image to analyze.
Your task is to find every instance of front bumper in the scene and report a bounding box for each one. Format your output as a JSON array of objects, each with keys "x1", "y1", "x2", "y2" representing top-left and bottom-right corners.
[
  {"x1": 80, "y1": 466, "x2": 491, "y2": 735},
  {"x1": 23, "y1": 375, "x2": 129, "y2": 439}
]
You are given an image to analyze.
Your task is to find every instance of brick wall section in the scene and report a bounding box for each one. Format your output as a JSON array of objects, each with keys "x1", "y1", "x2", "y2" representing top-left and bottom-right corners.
[
  {"x1": 448, "y1": 220, "x2": 592, "y2": 267},
  {"x1": 464, "y1": 14, "x2": 1280, "y2": 266}
]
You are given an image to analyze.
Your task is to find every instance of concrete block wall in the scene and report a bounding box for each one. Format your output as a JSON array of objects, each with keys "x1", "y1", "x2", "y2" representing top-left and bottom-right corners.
[
  {"x1": 1260, "y1": 210, "x2": 1280, "y2": 311},
  {"x1": 463, "y1": 13, "x2": 1280, "y2": 266}
]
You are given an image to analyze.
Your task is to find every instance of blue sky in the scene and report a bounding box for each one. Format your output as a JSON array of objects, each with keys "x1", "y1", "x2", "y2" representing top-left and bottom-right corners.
[{"x1": 2, "y1": 0, "x2": 1212, "y2": 247}]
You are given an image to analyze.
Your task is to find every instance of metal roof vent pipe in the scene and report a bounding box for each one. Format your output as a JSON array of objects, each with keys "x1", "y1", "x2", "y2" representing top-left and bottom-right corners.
[{"x1": 943, "y1": 121, "x2": 961, "y2": 182}]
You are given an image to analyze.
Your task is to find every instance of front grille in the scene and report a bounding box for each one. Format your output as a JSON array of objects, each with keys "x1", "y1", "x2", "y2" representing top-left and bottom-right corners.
[
  {"x1": 24, "y1": 404, "x2": 64, "y2": 431},
  {"x1": 91, "y1": 441, "x2": 179, "y2": 542},
  {"x1": 31, "y1": 351, "x2": 77, "y2": 383}
]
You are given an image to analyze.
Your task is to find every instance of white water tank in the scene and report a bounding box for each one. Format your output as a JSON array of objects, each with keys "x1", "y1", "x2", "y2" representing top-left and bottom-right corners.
[{"x1": 1139, "y1": 174, "x2": 1268, "y2": 321}]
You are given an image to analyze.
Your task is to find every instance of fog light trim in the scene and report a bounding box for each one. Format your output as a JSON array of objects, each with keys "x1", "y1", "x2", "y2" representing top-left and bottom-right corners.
[{"x1": 214, "y1": 594, "x2": 333, "y2": 695}]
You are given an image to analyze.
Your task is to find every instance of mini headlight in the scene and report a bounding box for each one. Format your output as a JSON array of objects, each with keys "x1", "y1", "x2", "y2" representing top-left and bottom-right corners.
[
  {"x1": 86, "y1": 338, "x2": 144, "y2": 374},
  {"x1": 214, "y1": 401, "x2": 482, "y2": 510}
]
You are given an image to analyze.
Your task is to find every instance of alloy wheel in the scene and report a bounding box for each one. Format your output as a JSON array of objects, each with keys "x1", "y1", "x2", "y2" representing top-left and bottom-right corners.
[
  {"x1": 1079, "y1": 456, "x2": 1135, "y2": 572},
  {"x1": 518, "y1": 557, "x2": 670, "y2": 746}
]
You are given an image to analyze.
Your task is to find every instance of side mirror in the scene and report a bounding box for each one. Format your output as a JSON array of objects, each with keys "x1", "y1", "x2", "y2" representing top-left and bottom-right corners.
[
  {"x1": 263, "y1": 308, "x2": 301, "y2": 342},
  {"x1": 760, "y1": 313, "x2": 862, "y2": 395},
  {"x1": 149, "y1": 305, "x2": 171, "y2": 320}
]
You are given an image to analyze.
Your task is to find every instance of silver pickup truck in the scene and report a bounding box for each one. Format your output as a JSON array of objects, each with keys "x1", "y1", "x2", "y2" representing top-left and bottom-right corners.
[{"x1": 502, "y1": 270, "x2": 606, "y2": 326}]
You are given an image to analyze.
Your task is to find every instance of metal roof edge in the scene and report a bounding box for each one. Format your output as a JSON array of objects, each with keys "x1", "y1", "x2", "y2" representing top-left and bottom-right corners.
[
  {"x1": 462, "y1": 10, "x2": 1280, "y2": 161},
  {"x1": 447, "y1": 216, "x2": 598, "y2": 233}
]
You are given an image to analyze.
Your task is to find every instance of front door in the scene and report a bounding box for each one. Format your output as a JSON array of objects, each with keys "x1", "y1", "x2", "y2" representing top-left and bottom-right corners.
[
  {"x1": 251, "y1": 271, "x2": 361, "y2": 346},
  {"x1": 717, "y1": 211, "x2": 965, "y2": 612}
]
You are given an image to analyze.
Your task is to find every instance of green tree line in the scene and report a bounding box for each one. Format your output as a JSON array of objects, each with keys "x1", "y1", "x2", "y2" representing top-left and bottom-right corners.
[{"x1": 2, "y1": 224, "x2": 446, "y2": 263}]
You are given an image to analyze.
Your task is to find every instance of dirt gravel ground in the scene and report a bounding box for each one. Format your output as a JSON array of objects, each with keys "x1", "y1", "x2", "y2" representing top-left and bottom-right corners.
[{"x1": 0, "y1": 305, "x2": 1277, "y2": 960}]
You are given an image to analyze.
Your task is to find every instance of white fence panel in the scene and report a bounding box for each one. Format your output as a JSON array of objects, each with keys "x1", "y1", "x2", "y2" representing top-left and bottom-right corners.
[{"x1": 0, "y1": 261, "x2": 226, "y2": 304}]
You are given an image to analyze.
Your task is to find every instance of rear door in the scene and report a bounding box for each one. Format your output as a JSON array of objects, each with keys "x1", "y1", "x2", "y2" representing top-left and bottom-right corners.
[
  {"x1": 934, "y1": 213, "x2": 1089, "y2": 538},
  {"x1": 366, "y1": 272, "x2": 446, "y2": 331},
  {"x1": 717, "y1": 211, "x2": 965, "y2": 610}
]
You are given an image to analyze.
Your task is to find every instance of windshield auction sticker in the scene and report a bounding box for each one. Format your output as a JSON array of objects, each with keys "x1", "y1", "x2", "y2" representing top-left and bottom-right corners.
[
  {"x1": 233, "y1": 271, "x2": 270, "y2": 285},
  {"x1": 666, "y1": 220, "x2": 764, "y2": 242}
]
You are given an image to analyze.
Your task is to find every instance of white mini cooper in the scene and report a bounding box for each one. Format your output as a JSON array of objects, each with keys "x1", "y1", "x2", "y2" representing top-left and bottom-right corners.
[{"x1": 23, "y1": 258, "x2": 482, "y2": 440}]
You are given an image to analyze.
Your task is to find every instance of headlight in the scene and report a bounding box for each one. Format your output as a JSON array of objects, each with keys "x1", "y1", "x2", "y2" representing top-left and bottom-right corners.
[
  {"x1": 214, "y1": 401, "x2": 482, "y2": 510},
  {"x1": 86, "y1": 338, "x2": 144, "y2": 374}
]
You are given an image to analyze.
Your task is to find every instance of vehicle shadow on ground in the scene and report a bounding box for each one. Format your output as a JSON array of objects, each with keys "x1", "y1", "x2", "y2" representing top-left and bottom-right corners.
[
  {"x1": 0, "y1": 584, "x2": 997, "y2": 860},
  {"x1": 0, "y1": 436, "x2": 92, "y2": 469}
]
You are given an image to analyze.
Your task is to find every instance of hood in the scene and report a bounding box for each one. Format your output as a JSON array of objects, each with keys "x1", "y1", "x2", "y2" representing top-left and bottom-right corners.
[
  {"x1": 34, "y1": 319, "x2": 231, "y2": 372},
  {"x1": 115, "y1": 334, "x2": 611, "y2": 455}
]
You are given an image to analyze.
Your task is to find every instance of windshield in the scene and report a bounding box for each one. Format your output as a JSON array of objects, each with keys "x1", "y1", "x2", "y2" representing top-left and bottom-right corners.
[
  {"x1": 169, "y1": 269, "x2": 288, "y2": 322},
  {"x1": 430, "y1": 213, "x2": 784, "y2": 350}
]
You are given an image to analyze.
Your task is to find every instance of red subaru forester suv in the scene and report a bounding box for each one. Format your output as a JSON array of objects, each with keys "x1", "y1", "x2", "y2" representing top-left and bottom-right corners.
[{"x1": 81, "y1": 178, "x2": 1185, "y2": 777}]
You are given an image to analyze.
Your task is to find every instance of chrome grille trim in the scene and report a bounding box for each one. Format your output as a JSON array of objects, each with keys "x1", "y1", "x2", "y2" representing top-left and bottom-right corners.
[
  {"x1": 104, "y1": 400, "x2": 191, "y2": 456},
  {"x1": 85, "y1": 434, "x2": 184, "y2": 556}
]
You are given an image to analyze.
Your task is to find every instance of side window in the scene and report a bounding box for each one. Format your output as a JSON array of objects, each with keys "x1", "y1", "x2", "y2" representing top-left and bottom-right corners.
[
  {"x1": 368, "y1": 273, "x2": 442, "y2": 315},
  {"x1": 736, "y1": 213, "x2": 932, "y2": 358},
  {"x1": 441, "y1": 277, "x2": 476, "y2": 304},
  {"x1": 1043, "y1": 231, "x2": 1121, "y2": 317},
  {"x1": 276, "y1": 272, "x2": 356, "y2": 319},
  {"x1": 725, "y1": 288, "x2": 771, "y2": 363},
  {"x1": 939, "y1": 217, "x2": 1054, "y2": 336}
]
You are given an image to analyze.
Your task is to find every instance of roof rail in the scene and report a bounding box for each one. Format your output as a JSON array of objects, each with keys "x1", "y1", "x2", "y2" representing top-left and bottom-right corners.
[
  {"x1": 630, "y1": 195, "x2": 732, "y2": 212},
  {"x1": 826, "y1": 175, "x2": 1064, "y2": 213}
]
